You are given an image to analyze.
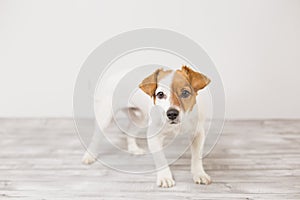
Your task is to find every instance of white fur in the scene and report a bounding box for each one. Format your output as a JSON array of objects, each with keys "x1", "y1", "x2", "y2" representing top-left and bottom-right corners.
[{"x1": 82, "y1": 68, "x2": 211, "y2": 188}]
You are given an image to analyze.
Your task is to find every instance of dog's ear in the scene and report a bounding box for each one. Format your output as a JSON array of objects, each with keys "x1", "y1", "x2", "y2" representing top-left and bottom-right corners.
[
  {"x1": 139, "y1": 69, "x2": 161, "y2": 97},
  {"x1": 181, "y1": 66, "x2": 210, "y2": 92}
]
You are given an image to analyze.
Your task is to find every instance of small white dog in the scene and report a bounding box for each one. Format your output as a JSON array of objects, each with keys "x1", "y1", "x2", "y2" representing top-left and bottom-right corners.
[{"x1": 82, "y1": 65, "x2": 211, "y2": 188}]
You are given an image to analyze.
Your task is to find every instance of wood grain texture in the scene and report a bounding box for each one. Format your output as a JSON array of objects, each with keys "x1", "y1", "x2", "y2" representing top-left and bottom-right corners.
[{"x1": 0, "y1": 119, "x2": 299, "y2": 199}]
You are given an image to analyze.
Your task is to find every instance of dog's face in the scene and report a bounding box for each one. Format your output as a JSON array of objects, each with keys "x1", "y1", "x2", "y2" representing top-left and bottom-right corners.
[{"x1": 139, "y1": 66, "x2": 210, "y2": 125}]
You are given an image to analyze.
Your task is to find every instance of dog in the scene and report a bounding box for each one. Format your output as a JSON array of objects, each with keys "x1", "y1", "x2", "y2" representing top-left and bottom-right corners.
[{"x1": 82, "y1": 65, "x2": 211, "y2": 188}]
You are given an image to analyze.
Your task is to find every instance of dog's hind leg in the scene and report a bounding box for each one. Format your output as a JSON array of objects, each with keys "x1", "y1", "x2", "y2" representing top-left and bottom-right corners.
[
  {"x1": 82, "y1": 116, "x2": 113, "y2": 164},
  {"x1": 82, "y1": 99, "x2": 113, "y2": 165},
  {"x1": 122, "y1": 107, "x2": 146, "y2": 155},
  {"x1": 126, "y1": 136, "x2": 145, "y2": 155},
  {"x1": 81, "y1": 122, "x2": 104, "y2": 165}
]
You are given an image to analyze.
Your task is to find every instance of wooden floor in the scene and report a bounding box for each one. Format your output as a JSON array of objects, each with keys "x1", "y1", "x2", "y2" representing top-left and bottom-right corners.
[{"x1": 0, "y1": 119, "x2": 299, "y2": 199}]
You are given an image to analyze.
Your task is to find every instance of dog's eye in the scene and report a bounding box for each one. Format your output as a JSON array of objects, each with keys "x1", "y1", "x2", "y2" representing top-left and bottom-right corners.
[
  {"x1": 181, "y1": 90, "x2": 191, "y2": 98},
  {"x1": 156, "y1": 92, "x2": 165, "y2": 99}
]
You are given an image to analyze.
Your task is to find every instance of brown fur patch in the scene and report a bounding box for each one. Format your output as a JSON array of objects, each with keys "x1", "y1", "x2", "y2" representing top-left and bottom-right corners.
[
  {"x1": 171, "y1": 66, "x2": 210, "y2": 112},
  {"x1": 181, "y1": 66, "x2": 210, "y2": 92},
  {"x1": 139, "y1": 69, "x2": 172, "y2": 104}
]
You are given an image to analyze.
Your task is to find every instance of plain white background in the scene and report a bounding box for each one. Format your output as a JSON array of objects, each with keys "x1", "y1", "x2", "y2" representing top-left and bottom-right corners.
[{"x1": 0, "y1": 0, "x2": 299, "y2": 119}]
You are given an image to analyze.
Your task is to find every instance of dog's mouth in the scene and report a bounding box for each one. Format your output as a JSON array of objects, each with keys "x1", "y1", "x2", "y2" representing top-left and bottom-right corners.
[{"x1": 169, "y1": 120, "x2": 179, "y2": 125}]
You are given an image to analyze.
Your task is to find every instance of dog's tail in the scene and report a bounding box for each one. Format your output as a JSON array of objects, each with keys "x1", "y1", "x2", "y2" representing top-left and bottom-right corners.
[
  {"x1": 110, "y1": 106, "x2": 145, "y2": 126},
  {"x1": 121, "y1": 107, "x2": 145, "y2": 124}
]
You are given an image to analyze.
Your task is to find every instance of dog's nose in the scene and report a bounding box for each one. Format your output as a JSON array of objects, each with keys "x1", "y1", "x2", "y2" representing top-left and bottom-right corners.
[{"x1": 167, "y1": 108, "x2": 179, "y2": 120}]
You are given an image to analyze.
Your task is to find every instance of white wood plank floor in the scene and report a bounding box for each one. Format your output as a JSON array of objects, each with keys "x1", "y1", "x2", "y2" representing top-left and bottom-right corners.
[{"x1": 0, "y1": 119, "x2": 299, "y2": 200}]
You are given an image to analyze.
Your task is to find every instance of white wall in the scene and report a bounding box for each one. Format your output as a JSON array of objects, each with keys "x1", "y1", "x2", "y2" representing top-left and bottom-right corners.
[{"x1": 0, "y1": 0, "x2": 299, "y2": 119}]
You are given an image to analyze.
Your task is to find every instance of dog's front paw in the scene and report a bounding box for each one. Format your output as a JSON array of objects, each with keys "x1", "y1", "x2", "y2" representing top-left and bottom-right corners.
[
  {"x1": 82, "y1": 152, "x2": 96, "y2": 165},
  {"x1": 193, "y1": 173, "x2": 212, "y2": 185},
  {"x1": 157, "y1": 176, "x2": 175, "y2": 188}
]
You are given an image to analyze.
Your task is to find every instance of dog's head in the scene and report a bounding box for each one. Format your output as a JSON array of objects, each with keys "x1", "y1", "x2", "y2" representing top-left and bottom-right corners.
[{"x1": 139, "y1": 66, "x2": 210, "y2": 124}]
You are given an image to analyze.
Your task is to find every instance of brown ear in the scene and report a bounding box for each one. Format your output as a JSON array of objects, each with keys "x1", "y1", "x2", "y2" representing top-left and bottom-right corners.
[
  {"x1": 181, "y1": 66, "x2": 210, "y2": 92},
  {"x1": 139, "y1": 69, "x2": 161, "y2": 97}
]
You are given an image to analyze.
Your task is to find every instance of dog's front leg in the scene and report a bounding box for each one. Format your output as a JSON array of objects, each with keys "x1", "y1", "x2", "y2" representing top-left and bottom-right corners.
[
  {"x1": 147, "y1": 132, "x2": 175, "y2": 188},
  {"x1": 191, "y1": 127, "x2": 212, "y2": 185}
]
